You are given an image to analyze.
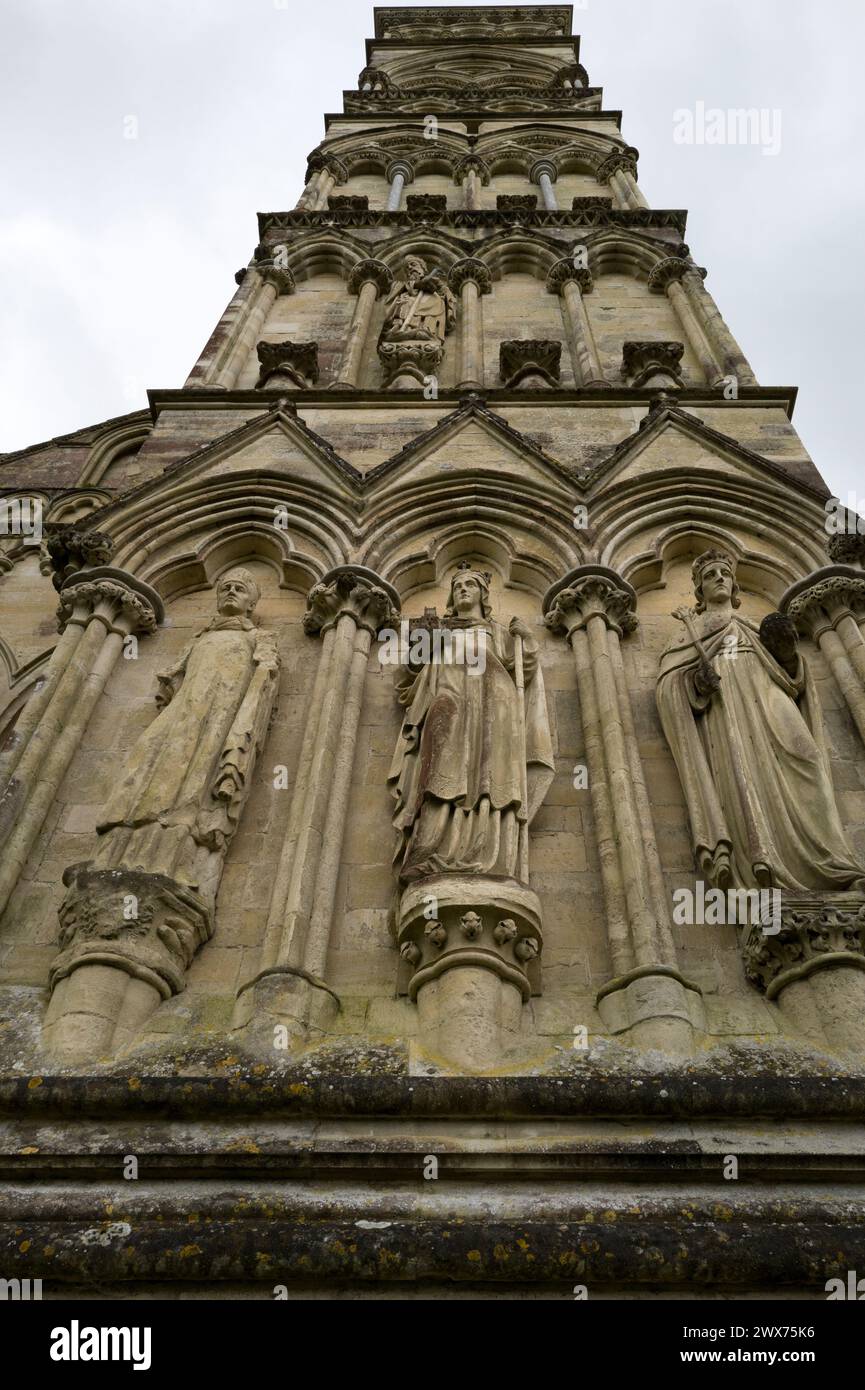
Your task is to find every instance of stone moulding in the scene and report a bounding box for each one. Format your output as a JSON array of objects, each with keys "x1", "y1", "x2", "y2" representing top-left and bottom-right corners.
[{"x1": 257, "y1": 208, "x2": 689, "y2": 235}]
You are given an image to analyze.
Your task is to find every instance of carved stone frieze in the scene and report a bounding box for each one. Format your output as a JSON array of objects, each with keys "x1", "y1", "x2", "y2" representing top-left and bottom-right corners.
[
  {"x1": 496, "y1": 194, "x2": 538, "y2": 212},
  {"x1": 327, "y1": 195, "x2": 369, "y2": 211},
  {"x1": 405, "y1": 194, "x2": 448, "y2": 220}
]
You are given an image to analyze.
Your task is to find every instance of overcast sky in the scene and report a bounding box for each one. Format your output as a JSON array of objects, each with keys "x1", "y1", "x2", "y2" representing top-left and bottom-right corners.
[{"x1": 1, "y1": 0, "x2": 862, "y2": 506}]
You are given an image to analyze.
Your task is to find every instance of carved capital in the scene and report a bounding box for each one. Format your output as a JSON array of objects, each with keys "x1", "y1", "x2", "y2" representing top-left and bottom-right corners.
[
  {"x1": 529, "y1": 158, "x2": 558, "y2": 185},
  {"x1": 347, "y1": 258, "x2": 393, "y2": 297},
  {"x1": 499, "y1": 339, "x2": 561, "y2": 389},
  {"x1": 546, "y1": 257, "x2": 594, "y2": 295},
  {"x1": 741, "y1": 894, "x2": 865, "y2": 999},
  {"x1": 622, "y1": 340, "x2": 684, "y2": 388},
  {"x1": 51, "y1": 864, "x2": 212, "y2": 1000},
  {"x1": 303, "y1": 565, "x2": 401, "y2": 638},
  {"x1": 259, "y1": 265, "x2": 296, "y2": 296},
  {"x1": 780, "y1": 566, "x2": 865, "y2": 638},
  {"x1": 827, "y1": 532, "x2": 865, "y2": 567},
  {"x1": 544, "y1": 566, "x2": 638, "y2": 638},
  {"x1": 57, "y1": 567, "x2": 163, "y2": 636},
  {"x1": 45, "y1": 524, "x2": 114, "y2": 592},
  {"x1": 306, "y1": 153, "x2": 348, "y2": 184},
  {"x1": 256, "y1": 339, "x2": 319, "y2": 389},
  {"x1": 596, "y1": 145, "x2": 639, "y2": 181},
  {"x1": 386, "y1": 158, "x2": 414, "y2": 185},
  {"x1": 647, "y1": 256, "x2": 690, "y2": 294},
  {"x1": 448, "y1": 258, "x2": 492, "y2": 294},
  {"x1": 396, "y1": 876, "x2": 543, "y2": 1001}
]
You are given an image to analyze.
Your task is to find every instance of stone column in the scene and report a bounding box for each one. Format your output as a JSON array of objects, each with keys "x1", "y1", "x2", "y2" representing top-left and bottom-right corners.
[
  {"x1": 454, "y1": 155, "x2": 489, "y2": 210},
  {"x1": 0, "y1": 567, "x2": 163, "y2": 922},
  {"x1": 331, "y1": 259, "x2": 393, "y2": 389},
  {"x1": 546, "y1": 260, "x2": 608, "y2": 386},
  {"x1": 648, "y1": 258, "x2": 726, "y2": 387},
  {"x1": 448, "y1": 259, "x2": 492, "y2": 390},
  {"x1": 296, "y1": 164, "x2": 323, "y2": 209},
  {"x1": 386, "y1": 159, "x2": 413, "y2": 211},
  {"x1": 186, "y1": 266, "x2": 296, "y2": 391},
  {"x1": 679, "y1": 263, "x2": 757, "y2": 386},
  {"x1": 530, "y1": 159, "x2": 559, "y2": 211},
  {"x1": 544, "y1": 566, "x2": 702, "y2": 1052},
  {"x1": 780, "y1": 567, "x2": 865, "y2": 747},
  {"x1": 596, "y1": 147, "x2": 648, "y2": 210},
  {"x1": 310, "y1": 159, "x2": 347, "y2": 211},
  {"x1": 234, "y1": 566, "x2": 400, "y2": 1046}
]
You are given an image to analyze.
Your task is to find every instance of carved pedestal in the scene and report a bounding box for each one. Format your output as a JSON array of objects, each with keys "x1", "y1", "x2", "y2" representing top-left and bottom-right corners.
[
  {"x1": 44, "y1": 865, "x2": 212, "y2": 1061},
  {"x1": 378, "y1": 336, "x2": 443, "y2": 389},
  {"x1": 396, "y1": 875, "x2": 541, "y2": 1071},
  {"x1": 742, "y1": 894, "x2": 865, "y2": 1052}
]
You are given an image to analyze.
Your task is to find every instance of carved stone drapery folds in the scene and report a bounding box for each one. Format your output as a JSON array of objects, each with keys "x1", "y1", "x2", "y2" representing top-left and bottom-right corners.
[
  {"x1": 43, "y1": 569, "x2": 278, "y2": 1061},
  {"x1": 622, "y1": 340, "x2": 684, "y2": 389},
  {"x1": 657, "y1": 549, "x2": 865, "y2": 1051},
  {"x1": 546, "y1": 259, "x2": 608, "y2": 387},
  {"x1": 377, "y1": 255, "x2": 457, "y2": 388},
  {"x1": 388, "y1": 565, "x2": 554, "y2": 1069},
  {"x1": 544, "y1": 565, "x2": 703, "y2": 1051},
  {"x1": 0, "y1": 556, "x2": 163, "y2": 931},
  {"x1": 448, "y1": 258, "x2": 491, "y2": 389},
  {"x1": 781, "y1": 566, "x2": 865, "y2": 748},
  {"x1": 255, "y1": 339, "x2": 319, "y2": 389},
  {"x1": 499, "y1": 339, "x2": 561, "y2": 388},
  {"x1": 234, "y1": 566, "x2": 400, "y2": 1047}
]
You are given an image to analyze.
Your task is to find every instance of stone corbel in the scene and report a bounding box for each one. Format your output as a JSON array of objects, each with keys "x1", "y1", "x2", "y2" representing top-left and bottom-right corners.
[
  {"x1": 544, "y1": 565, "x2": 703, "y2": 1052},
  {"x1": 448, "y1": 258, "x2": 491, "y2": 390},
  {"x1": 234, "y1": 566, "x2": 401, "y2": 1049},
  {"x1": 546, "y1": 259, "x2": 608, "y2": 387},
  {"x1": 256, "y1": 340, "x2": 319, "y2": 390},
  {"x1": 780, "y1": 566, "x2": 865, "y2": 746},
  {"x1": 622, "y1": 340, "x2": 685, "y2": 389},
  {"x1": 499, "y1": 339, "x2": 561, "y2": 389}
]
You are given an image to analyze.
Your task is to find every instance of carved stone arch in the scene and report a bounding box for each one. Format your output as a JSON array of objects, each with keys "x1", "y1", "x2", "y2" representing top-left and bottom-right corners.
[
  {"x1": 76, "y1": 416, "x2": 151, "y2": 487},
  {"x1": 278, "y1": 234, "x2": 364, "y2": 285},
  {"x1": 481, "y1": 233, "x2": 560, "y2": 281},
  {"x1": 379, "y1": 522, "x2": 570, "y2": 604},
  {"x1": 586, "y1": 229, "x2": 669, "y2": 280},
  {"x1": 482, "y1": 145, "x2": 535, "y2": 177},
  {"x1": 139, "y1": 523, "x2": 323, "y2": 604},
  {"x1": 44, "y1": 491, "x2": 113, "y2": 526},
  {"x1": 378, "y1": 234, "x2": 465, "y2": 275}
]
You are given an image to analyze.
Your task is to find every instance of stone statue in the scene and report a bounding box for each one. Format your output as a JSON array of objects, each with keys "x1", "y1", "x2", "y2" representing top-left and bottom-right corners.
[
  {"x1": 388, "y1": 564, "x2": 554, "y2": 884},
  {"x1": 656, "y1": 549, "x2": 865, "y2": 893},
  {"x1": 377, "y1": 255, "x2": 457, "y2": 387},
  {"x1": 49, "y1": 569, "x2": 280, "y2": 1040}
]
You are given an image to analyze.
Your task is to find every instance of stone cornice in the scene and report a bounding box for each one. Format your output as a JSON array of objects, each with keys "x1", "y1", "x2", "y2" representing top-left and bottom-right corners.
[{"x1": 257, "y1": 207, "x2": 688, "y2": 236}]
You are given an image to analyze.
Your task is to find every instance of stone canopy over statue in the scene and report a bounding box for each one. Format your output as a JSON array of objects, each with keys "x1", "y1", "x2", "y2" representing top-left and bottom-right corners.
[
  {"x1": 377, "y1": 254, "x2": 457, "y2": 388},
  {"x1": 656, "y1": 549, "x2": 865, "y2": 895}
]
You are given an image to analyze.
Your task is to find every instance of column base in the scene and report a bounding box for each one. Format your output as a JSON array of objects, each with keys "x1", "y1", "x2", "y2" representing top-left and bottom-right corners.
[
  {"x1": 596, "y1": 965, "x2": 704, "y2": 1054},
  {"x1": 232, "y1": 965, "x2": 341, "y2": 1056}
]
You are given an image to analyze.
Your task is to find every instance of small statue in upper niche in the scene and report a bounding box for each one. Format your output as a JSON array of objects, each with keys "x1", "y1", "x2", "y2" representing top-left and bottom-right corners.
[
  {"x1": 656, "y1": 549, "x2": 865, "y2": 894},
  {"x1": 377, "y1": 255, "x2": 457, "y2": 387}
]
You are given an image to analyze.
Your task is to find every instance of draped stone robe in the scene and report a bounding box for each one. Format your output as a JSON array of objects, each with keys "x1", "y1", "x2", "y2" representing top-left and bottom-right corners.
[
  {"x1": 93, "y1": 615, "x2": 279, "y2": 904},
  {"x1": 388, "y1": 619, "x2": 554, "y2": 884},
  {"x1": 656, "y1": 611, "x2": 864, "y2": 893}
]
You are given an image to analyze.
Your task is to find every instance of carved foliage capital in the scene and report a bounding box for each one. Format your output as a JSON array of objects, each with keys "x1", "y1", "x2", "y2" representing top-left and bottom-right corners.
[
  {"x1": 827, "y1": 533, "x2": 865, "y2": 567},
  {"x1": 256, "y1": 339, "x2": 319, "y2": 389},
  {"x1": 596, "y1": 146, "x2": 639, "y2": 181},
  {"x1": 46, "y1": 525, "x2": 114, "y2": 592},
  {"x1": 647, "y1": 257, "x2": 690, "y2": 294},
  {"x1": 303, "y1": 569, "x2": 400, "y2": 637},
  {"x1": 622, "y1": 340, "x2": 685, "y2": 388},
  {"x1": 259, "y1": 265, "x2": 296, "y2": 296},
  {"x1": 545, "y1": 574, "x2": 638, "y2": 638},
  {"x1": 347, "y1": 258, "x2": 393, "y2": 297},
  {"x1": 546, "y1": 258, "x2": 593, "y2": 295},
  {"x1": 448, "y1": 258, "x2": 492, "y2": 294},
  {"x1": 742, "y1": 896, "x2": 865, "y2": 997},
  {"x1": 783, "y1": 571, "x2": 865, "y2": 636},
  {"x1": 57, "y1": 573, "x2": 161, "y2": 636}
]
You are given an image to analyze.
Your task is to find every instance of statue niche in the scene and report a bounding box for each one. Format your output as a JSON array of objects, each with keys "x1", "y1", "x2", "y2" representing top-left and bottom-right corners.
[
  {"x1": 387, "y1": 563, "x2": 554, "y2": 1069},
  {"x1": 656, "y1": 549, "x2": 865, "y2": 896},
  {"x1": 377, "y1": 254, "x2": 457, "y2": 389},
  {"x1": 45, "y1": 568, "x2": 280, "y2": 1061}
]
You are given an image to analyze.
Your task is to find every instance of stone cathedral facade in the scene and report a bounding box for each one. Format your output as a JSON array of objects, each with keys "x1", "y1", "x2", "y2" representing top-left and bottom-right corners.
[{"x1": 1, "y1": 4, "x2": 865, "y2": 1298}]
